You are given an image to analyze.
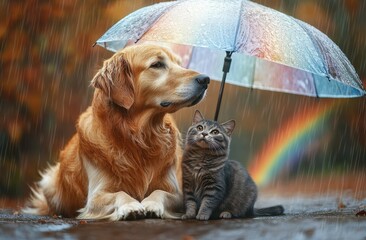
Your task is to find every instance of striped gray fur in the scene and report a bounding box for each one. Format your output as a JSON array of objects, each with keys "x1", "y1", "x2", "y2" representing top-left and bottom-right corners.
[{"x1": 182, "y1": 110, "x2": 284, "y2": 220}]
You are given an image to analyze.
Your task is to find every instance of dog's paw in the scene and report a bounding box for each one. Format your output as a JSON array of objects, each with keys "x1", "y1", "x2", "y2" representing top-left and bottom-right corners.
[
  {"x1": 141, "y1": 200, "x2": 164, "y2": 218},
  {"x1": 108, "y1": 202, "x2": 145, "y2": 221}
]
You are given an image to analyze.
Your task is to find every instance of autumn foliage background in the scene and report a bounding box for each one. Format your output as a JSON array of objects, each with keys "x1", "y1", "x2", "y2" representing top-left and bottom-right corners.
[{"x1": 1, "y1": 0, "x2": 366, "y2": 198}]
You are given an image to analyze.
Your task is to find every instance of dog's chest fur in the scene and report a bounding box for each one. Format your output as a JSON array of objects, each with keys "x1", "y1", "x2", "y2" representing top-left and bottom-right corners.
[{"x1": 77, "y1": 105, "x2": 179, "y2": 201}]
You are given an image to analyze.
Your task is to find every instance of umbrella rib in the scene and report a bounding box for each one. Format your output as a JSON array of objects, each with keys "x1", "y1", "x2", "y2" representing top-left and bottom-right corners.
[
  {"x1": 294, "y1": 20, "x2": 331, "y2": 83},
  {"x1": 293, "y1": 19, "x2": 336, "y2": 98},
  {"x1": 232, "y1": 0, "x2": 245, "y2": 52}
]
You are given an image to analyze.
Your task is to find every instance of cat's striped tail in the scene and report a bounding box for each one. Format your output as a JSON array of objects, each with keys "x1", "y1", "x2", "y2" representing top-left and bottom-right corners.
[{"x1": 254, "y1": 205, "x2": 285, "y2": 217}]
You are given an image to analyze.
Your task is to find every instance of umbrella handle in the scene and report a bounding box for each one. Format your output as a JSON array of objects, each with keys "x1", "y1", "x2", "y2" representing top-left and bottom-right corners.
[{"x1": 214, "y1": 51, "x2": 233, "y2": 121}]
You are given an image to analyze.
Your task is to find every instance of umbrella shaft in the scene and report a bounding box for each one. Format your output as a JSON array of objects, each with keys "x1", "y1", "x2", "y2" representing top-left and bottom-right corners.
[
  {"x1": 214, "y1": 51, "x2": 233, "y2": 121},
  {"x1": 222, "y1": 54, "x2": 232, "y2": 73}
]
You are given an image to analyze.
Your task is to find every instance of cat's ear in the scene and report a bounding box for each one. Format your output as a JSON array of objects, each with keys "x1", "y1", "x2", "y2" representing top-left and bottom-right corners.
[
  {"x1": 193, "y1": 110, "x2": 204, "y2": 124},
  {"x1": 221, "y1": 120, "x2": 235, "y2": 136}
]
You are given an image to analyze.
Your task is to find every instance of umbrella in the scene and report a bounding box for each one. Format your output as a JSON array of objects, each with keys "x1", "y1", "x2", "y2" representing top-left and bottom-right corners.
[{"x1": 95, "y1": 0, "x2": 365, "y2": 120}]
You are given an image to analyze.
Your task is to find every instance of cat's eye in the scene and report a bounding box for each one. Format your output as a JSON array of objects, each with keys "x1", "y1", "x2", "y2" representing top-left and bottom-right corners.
[
  {"x1": 211, "y1": 129, "x2": 219, "y2": 135},
  {"x1": 197, "y1": 125, "x2": 203, "y2": 131}
]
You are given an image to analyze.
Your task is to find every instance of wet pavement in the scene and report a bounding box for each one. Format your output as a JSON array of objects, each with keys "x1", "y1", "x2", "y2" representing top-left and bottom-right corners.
[{"x1": 1, "y1": 194, "x2": 366, "y2": 240}]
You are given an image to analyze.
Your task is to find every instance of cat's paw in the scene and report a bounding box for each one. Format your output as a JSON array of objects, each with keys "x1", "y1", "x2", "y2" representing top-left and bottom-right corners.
[
  {"x1": 219, "y1": 211, "x2": 232, "y2": 219},
  {"x1": 196, "y1": 213, "x2": 210, "y2": 221}
]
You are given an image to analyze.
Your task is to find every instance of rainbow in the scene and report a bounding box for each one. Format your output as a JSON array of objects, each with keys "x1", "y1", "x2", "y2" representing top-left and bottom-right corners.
[{"x1": 248, "y1": 101, "x2": 337, "y2": 187}]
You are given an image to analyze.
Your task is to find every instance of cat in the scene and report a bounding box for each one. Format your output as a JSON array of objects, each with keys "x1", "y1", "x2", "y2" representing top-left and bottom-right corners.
[{"x1": 181, "y1": 110, "x2": 284, "y2": 220}]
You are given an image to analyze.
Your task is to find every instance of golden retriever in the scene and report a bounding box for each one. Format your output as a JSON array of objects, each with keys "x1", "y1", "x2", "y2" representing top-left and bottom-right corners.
[{"x1": 23, "y1": 44, "x2": 210, "y2": 220}]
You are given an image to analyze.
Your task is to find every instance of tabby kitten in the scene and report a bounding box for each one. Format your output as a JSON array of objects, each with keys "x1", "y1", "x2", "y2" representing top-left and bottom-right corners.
[{"x1": 182, "y1": 110, "x2": 284, "y2": 220}]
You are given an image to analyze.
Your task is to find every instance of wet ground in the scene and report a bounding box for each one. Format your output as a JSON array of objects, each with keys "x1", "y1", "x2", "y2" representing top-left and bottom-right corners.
[{"x1": 1, "y1": 194, "x2": 365, "y2": 240}]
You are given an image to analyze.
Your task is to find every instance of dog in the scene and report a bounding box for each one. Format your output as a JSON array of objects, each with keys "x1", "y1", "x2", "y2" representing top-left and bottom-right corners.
[{"x1": 23, "y1": 44, "x2": 210, "y2": 220}]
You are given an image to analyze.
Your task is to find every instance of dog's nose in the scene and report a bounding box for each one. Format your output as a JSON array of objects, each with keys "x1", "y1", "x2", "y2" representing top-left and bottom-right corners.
[{"x1": 195, "y1": 74, "x2": 210, "y2": 85}]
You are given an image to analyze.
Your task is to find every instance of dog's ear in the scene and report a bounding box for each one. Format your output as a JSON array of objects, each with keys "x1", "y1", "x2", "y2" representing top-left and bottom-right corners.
[{"x1": 91, "y1": 53, "x2": 135, "y2": 109}]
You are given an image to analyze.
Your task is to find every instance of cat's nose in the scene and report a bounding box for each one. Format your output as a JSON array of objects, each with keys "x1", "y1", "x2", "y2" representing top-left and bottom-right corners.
[{"x1": 202, "y1": 132, "x2": 208, "y2": 137}]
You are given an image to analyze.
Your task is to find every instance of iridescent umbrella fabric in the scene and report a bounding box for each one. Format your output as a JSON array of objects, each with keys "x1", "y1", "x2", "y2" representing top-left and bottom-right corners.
[{"x1": 96, "y1": 0, "x2": 365, "y2": 118}]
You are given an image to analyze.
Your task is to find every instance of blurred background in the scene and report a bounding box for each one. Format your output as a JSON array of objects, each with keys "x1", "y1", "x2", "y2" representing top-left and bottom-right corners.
[{"x1": 1, "y1": 0, "x2": 365, "y2": 203}]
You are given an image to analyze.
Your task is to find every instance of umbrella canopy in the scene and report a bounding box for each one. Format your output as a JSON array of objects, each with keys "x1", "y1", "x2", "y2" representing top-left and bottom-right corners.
[{"x1": 96, "y1": 0, "x2": 365, "y2": 118}]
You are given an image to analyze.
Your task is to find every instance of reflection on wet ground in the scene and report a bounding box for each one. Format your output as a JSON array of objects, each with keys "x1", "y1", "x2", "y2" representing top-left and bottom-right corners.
[{"x1": 1, "y1": 194, "x2": 365, "y2": 240}]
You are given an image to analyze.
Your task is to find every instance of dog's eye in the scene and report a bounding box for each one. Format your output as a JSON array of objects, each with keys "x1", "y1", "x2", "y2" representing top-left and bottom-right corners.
[
  {"x1": 150, "y1": 61, "x2": 165, "y2": 69},
  {"x1": 211, "y1": 129, "x2": 219, "y2": 135},
  {"x1": 197, "y1": 125, "x2": 203, "y2": 131}
]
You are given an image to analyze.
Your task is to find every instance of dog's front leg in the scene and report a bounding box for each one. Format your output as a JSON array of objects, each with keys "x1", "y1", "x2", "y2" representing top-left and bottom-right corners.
[
  {"x1": 78, "y1": 160, "x2": 145, "y2": 221},
  {"x1": 77, "y1": 191, "x2": 145, "y2": 221},
  {"x1": 142, "y1": 190, "x2": 183, "y2": 219}
]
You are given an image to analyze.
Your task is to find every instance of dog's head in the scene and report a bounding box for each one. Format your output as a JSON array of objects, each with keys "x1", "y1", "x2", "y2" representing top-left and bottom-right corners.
[{"x1": 92, "y1": 44, "x2": 210, "y2": 113}]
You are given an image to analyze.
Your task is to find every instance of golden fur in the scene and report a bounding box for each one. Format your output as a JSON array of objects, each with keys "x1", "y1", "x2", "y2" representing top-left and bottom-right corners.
[{"x1": 23, "y1": 44, "x2": 209, "y2": 220}]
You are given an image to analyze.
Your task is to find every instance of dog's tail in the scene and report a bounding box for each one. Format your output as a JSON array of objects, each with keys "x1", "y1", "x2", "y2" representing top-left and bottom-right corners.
[
  {"x1": 253, "y1": 205, "x2": 285, "y2": 217},
  {"x1": 22, "y1": 185, "x2": 50, "y2": 216},
  {"x1": 22, "y1": 164, "x2": 59, "y2": 216}
]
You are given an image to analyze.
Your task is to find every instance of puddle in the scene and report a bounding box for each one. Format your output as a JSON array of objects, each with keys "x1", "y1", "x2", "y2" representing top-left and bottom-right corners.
[{"x1": 34, "y1": 223, "x2": 73, "y2": 232}]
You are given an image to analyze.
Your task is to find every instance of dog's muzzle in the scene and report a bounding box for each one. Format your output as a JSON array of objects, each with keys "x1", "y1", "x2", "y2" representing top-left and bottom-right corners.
[{"x1": 160, "y1": 74, "x2": 210, "y2": 108}]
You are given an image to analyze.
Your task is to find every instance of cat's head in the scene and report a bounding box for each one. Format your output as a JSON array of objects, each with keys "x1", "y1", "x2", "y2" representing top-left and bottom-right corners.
[{"x1": 186, "y1": 110, "x2": 235, "y2": 152}]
